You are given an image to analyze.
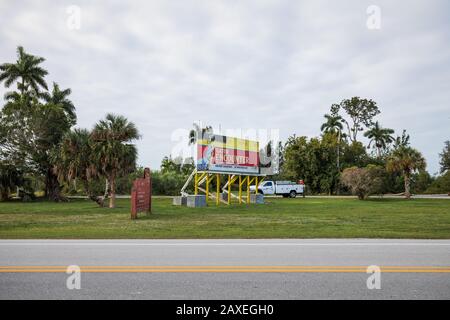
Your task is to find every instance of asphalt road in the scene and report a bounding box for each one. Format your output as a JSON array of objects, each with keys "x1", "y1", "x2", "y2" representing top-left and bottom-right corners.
[{"x1": 0, "y1": 239, "x2": 449, "y2": 299}]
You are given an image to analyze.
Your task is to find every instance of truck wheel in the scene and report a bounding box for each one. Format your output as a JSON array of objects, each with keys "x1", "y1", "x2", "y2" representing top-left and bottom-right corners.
[
  {"x1": 258, "y1": 190, "x2": 264, "y2": 195},
  {"x1": 289, "y1": 190, "x2": 297, "y2": 198}
]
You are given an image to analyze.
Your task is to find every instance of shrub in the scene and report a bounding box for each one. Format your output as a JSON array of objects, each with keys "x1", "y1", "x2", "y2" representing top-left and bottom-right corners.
[
  {"x1": 425, "y1": 171, "x2": 450, "y2": 194},
  {"x1": 341, "y1": 165, "x2": 383, "y2": 200}
]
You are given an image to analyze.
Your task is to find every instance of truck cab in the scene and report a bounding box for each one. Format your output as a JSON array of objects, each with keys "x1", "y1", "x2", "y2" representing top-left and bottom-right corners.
[{"x1": 259, "y1": 181, "x2": 276, "y2": 195}]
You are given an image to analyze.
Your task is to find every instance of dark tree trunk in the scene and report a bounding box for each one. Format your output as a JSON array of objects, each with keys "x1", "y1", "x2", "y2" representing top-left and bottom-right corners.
[
  {"x1": 0, "y1": 188, "x2": 10, "y2": 201},
  {"x1": 45, "y1": 169, "x2": 66, "y2": 202},
  {"x1": 82, "y1": 180, "x2": 107, "y2": 207}
]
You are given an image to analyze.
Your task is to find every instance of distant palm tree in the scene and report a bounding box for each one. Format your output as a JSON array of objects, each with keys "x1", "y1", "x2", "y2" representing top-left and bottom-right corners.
[
  {"x1": 91, "y1": 114, "x2": 140, "y2": 208},
  {"x1": 42, "y1": 82, "x2": 76, "y2": 125},
  {"x1": 320, "y1": 114, "x2": 344, "y2": 135},
  {"x1": 321, "y1": 114, "x2": 345, "y2": 177},
  {"x1": 0, "y1": 46, "x2": 48, "y2": 95},
  {"x1": 393, "y1": 129, "x2": 410, "y2": 148},
  {"x1": 364, "y1": 121, "x2": 394, "y2": 158},
  {"x1": 386, "y1": 146, "x2": 426, "y2": 199}
]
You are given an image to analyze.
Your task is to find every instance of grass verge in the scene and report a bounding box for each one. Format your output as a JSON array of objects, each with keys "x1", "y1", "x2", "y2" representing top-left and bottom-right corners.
[{"x1": 0, "y1": 197, "x2": 449, "y2": 239}]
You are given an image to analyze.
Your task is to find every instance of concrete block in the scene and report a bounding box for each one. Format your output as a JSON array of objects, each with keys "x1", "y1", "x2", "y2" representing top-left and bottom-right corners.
[
  {"x1": 186, "y1": 195, "x2": 207, "y2": 208},
  {"x1": 250, "y1": 194, "x2": 264, "y2": 204},
  {"x1": 221, "y1": 192, "x2": 228, "y2": 202},
  {"x1": 173, "y1": 196, "x2": 187, "y2": 206}
]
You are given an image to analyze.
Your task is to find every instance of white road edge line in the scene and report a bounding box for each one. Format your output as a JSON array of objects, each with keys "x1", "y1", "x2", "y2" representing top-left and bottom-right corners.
[{"x1": 0, "y1": 243, "x2": 449, "y2": 246}]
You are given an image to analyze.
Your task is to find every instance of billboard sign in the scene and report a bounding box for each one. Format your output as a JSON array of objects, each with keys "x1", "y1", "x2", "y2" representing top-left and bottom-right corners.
[{"x1": 197, "y1": 134, "x2": 260, "y2": 174}]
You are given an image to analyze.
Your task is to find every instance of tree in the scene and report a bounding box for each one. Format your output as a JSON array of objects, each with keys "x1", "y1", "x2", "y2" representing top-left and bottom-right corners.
[
  {"x1": 386, "y1": 146, "x2": 426, "y2": 199},
  {"x1": 439, "y1": 140, "x2": 450, "y2": 174},
  {"x1": 282, "y1": 134, "x2": 341, "y2": 194},
  {"x1": 412, "y1": 170, "x2": 434, "y2": 194},
  {"x1": 55, "y1": 129, "x2": 108, "y2": 206},
  {"x1": 0, "y1": 46, "x2": 48, "y2": 95},
  {"x1": 276, "y1": 141, "x2": 284, "y2": 172},
  {"x1": 363, "y1": 121, "x2": 394, "y2": 158},
  {"x1": 341, "y1": 165, "x2": 384, "y2": 200},
  {"x1": 393, "y1": 129, "x2": 410, "y2": 148},
  {"x1": 1, "y1": 95, "x2": 73, "y2": 201},
  {"x1": 42, "y1": 82, "x2": 76, "y2": 126},
  {"x1": 330, "y1": 97, "x2": 380, "y2": 143},
  {"x1": 0, "y1": 92, "x2": 34, "y2": 169},
  {"x1": 0, "y1": 46, "x2": 74, "y2": 201},
  {"x1": 0, "y1": 161, "x2": 23, "y2": 200},
  {"x1": 160, "y1": 155, "x2": 195, "y2": 176},
  {"x1": 91, "y1": 114, "x2": 140, "y2": 208},
  {"x1": 321, "y1": 113, "x2": 345, "y2": 181},
  {"x1": 320, "y1": 114, "x2": 344, "y2": 135},
  {"x1": 31, "y1": 103, "x2": 73, "y2": 201},
  {"x1": 425, "y1": 171, "x2": 450, "y2": 194}
]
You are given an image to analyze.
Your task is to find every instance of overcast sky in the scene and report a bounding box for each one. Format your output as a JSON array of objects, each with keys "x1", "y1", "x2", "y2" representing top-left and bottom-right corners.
[{"x1": 1, "y1": 0, "x2": 449, "y2": 174}]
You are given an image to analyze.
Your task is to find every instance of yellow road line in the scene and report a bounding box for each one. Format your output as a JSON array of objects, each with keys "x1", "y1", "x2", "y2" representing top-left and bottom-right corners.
[{"x1": 0, "y1": 266, "x2": 449, "y2": 273}]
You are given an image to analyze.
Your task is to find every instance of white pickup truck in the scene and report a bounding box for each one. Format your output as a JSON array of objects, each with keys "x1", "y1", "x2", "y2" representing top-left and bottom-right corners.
[{"x1": 250, "y1": 180, "x2": 305, "y2": 198}]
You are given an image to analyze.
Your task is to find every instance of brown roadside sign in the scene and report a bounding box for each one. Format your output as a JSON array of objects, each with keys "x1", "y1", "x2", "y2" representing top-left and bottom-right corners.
[{"x1": 131, "y1": 168, "x2": 151, "y2": 219}]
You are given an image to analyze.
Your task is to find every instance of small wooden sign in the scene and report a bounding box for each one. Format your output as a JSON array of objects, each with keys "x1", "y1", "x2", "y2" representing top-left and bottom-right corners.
[{"x1": 131, "y1": 168, "x2": 151, "y2": 219}]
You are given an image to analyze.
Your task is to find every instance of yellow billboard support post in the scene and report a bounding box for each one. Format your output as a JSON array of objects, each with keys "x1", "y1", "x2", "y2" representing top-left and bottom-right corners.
[
  {"x1": 255, "y1": 177, "x2": 265, "y2": 195},
  {"x1": 239, "y1": 175, "x2": 248, "y2": 203},
  {"x1": 258, "y1": 177, "x2": 265, "y2": 193},
  {"x1": 216, "y1": 174, "x2": 220, "y2": 205},
  {"x1": 205, "y1": 173, "x2": 210, "y2": 204},
  {"x1": 194, "y1": 172, "x2": 198, "y2": 195},
  {"x1": 227, "y1": 174, "x2": 231, "y2": 204},
  {"x1": 246, "y1": 176, "x2": 250, "y2": 203},
  {"x1": 238, "y1": 175, "x2": 242, "y2": 203}
]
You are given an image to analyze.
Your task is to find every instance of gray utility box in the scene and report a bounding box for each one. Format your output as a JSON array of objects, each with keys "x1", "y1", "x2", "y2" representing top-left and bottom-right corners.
[
  {"x1": 173, "y1": 196, "x2": 187, "y2": 206},
  {"x1": 249, "y1": 194, "x2": 264, "y2": 204},
  {"x1": 186, "y1": 195, "x2": 207, "y2": 208}
]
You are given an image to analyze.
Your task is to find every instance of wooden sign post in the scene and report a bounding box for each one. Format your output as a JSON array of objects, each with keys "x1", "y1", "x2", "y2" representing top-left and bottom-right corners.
[{"x1": 131, "y1": 168, "x2": 152, "y2": 219}]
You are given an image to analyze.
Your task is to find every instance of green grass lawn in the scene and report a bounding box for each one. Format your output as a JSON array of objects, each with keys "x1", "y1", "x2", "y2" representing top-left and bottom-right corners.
[{"x1": 0, "y1": 197, "x2": 449, "y2": 239}]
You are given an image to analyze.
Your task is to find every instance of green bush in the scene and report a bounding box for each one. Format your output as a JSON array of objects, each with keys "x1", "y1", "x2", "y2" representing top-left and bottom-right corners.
[{"x1": 425, "y1": 172, "x2": 450, "y2": 194}]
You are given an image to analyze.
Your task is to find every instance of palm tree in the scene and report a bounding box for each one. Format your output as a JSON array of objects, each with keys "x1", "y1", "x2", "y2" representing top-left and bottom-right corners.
[
  {"x1": 56, "y1": 129, "x2": 108, "y2": 206},
  {"x1": 320, "y1": 114, "x2": 344, "y2": 135},
  {"x1": 364, "y1": 121, "x2": 394, "y2": 158},
  {"x1": 393, "y1": 129, "x2": 410, "y2": 148},
  {"x1": 42, "y1": 82, "x2": 76, "y2": 125},
  {"x1": 386, "y1": 146, "x2": 426, "y2": 199},
  {"x1": 0, "y1": 46, "x2": 48, "y2": 95},
  {"x1": 91, "y1": 114, "x2": 140, "y2": 208},
  {"x1": 57, "y1": 129, "x2": 91, "y2": 182},
  {"x1": 321, "y1": 114, "x2": 345, "y2": 183}
]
